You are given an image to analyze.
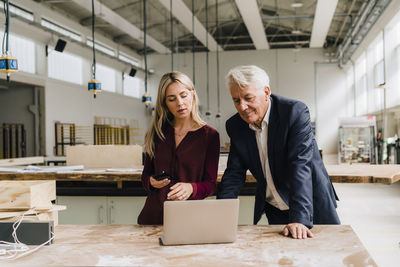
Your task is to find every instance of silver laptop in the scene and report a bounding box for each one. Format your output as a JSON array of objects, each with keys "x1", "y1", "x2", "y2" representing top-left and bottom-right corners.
[{"x1": 160, "y1": 199, "x2": 239, "y2": 246}]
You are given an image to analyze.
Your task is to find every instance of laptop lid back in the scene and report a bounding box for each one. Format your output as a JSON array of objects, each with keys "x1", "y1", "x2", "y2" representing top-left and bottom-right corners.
[{"x1": 161, "y1": 199, "x2": 239, "y2": 245}]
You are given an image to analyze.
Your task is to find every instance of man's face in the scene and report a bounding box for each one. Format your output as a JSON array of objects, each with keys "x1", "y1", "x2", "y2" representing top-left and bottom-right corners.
[{"x1": 230, "y1": 82, "x2": 270, "y2": 127}]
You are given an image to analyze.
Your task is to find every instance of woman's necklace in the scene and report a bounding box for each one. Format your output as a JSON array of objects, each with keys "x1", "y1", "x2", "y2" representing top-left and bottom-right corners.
[{"x1": 174, "y1": 123, "x2": 196, "y2": 137}]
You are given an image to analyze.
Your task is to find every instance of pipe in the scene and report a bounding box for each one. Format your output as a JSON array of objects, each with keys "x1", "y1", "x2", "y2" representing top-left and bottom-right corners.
[{"x1": 339, "y1": 0, "x2": 391, "y2": 66}]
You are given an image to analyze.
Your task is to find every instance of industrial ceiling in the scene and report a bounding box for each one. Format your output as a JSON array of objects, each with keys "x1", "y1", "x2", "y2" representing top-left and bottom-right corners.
[{"x1": 28, "y1": 0, "x2": 391, "y2": 64}]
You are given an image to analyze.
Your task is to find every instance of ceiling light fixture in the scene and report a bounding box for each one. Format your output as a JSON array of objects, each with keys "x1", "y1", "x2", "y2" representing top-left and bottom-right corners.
[
  {"x1": 291, "y1": 2, "x2": 303, "y2": 8},
  {"x1": 293, "y1": 46, "x2": 301, "y2": 52},
  {"x1": 292, "y1": 30, "x2": 302, "y2": 34}
]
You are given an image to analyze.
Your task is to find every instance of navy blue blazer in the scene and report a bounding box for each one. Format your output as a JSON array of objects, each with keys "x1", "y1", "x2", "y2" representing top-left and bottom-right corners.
[{"x1": 217, "y1": 94, "x2": 340, "y2": 228}]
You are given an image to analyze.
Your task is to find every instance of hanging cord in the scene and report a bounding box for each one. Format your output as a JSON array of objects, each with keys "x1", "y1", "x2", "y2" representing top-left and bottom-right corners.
[
  {"x1": 170, "y1": 0, "x2": 173, "y2": 70},
  {"x1": 206, "y1": 0, "x2": 210, "y2": 113},
  {"x1": 91, "y1": 0, "x2": 96, "y2": 80},
  {"x1": 3, "y1": 0, "x2": 11, "y2": 82},
  {"x1": 216, "y1": 0, "x2": 220, "y2": 115},
  {"x1": 90, "y1": 0, "x2": 97, "y2": 98},
  {"x1": 192, "y1": 0, "x2": 195, "y2": 85},
  {"x1": 143, "y1": 0, "x2": 147, "y2": 94},
  {"x1": 2, "y1": 0, "x2": 8, "y2": 55}
]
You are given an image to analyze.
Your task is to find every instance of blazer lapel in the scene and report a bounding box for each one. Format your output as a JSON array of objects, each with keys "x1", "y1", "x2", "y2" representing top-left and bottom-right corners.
[
  {"x1": 243, "y1": 123, "x2": 264, "y2": 181},
  {"x1": 267, "y1": 96, "x2": 278, "y2": 178}
]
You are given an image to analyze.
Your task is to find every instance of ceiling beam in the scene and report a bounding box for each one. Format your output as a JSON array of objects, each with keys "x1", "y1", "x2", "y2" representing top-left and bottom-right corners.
[
  {"x1": 310, "y1": 0, "x2": 339, "y2": 48},
  {"x1": 71, "y1": 0, "x2": 169, "y2": 54},
  {"x1": 235, "y1": 0, "x2": 269, "y2": 50},
  {"x1": 158, "y1": 0, "x2": 222, "y2": 52},
  {"x1": 11, "y1": 0, "x2": 143, "y2": 61}
]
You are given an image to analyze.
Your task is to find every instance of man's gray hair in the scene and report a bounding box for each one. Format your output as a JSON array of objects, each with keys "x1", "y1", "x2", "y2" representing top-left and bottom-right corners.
[{"x1": 226, "y1": 65, "x2": 270, "y2": 91}]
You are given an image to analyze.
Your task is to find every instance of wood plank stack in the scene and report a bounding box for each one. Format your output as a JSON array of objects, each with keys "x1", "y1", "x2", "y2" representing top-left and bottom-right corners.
[
  {"x1": 0, "y1": 180, "x2": 65, "y2": 226},
  {"x1": 0, "y1": 156, "x2": 45, "y2": 167},
  {"x1": 66, "y1": 145, "x2": 143, "y2": 168}
]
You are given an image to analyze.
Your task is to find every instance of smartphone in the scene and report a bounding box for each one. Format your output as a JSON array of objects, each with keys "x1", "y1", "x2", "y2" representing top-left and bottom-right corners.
[{"x1": 152, "y1": 171, "x2": 173, "y2": 181}]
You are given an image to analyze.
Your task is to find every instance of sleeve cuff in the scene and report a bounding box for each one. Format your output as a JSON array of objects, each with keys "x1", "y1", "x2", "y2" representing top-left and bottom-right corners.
[
  {"x1": 190, "y1": 183, "x2": 198, "y2": 199},
  {"x1": 290, "y1": 212, "x2": 313, "y2": 229}
]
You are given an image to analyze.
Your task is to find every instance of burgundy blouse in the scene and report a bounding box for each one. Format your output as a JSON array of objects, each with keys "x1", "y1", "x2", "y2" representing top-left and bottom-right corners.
[{"x1": 137, "y1": 124, "x2": 220, "y2": 225}]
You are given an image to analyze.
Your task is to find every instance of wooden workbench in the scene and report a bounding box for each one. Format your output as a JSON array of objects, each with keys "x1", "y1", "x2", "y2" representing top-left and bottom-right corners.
[
  {"x1": 0, "y1": 164, "x2": 399, "y2": 185},
  {"x1": 326, "y1": 164, "x2": 400, "y2": 184},
  {"x1": 4, "y1": 224, "x2": 376, "y2": 266}
]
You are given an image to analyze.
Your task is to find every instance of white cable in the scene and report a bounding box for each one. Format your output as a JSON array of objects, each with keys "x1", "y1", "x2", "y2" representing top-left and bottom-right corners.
[{"x1": 0, "y1": 209, "x2": 55, "y2": 260}]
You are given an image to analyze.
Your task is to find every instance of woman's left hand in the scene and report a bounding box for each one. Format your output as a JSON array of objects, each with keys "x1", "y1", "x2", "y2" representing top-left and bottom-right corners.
[{"x1": 167, "y1": 183, "x2": 193, "y2": 201}]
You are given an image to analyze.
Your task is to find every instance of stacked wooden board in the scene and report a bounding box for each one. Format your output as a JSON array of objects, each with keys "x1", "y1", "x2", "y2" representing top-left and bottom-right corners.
[
  {"x1": 66, "y1": 145, "x2": 143, "y2": 168},
  {"x1": 0, "y1": 180, "x2": 65, "y2": 226}
]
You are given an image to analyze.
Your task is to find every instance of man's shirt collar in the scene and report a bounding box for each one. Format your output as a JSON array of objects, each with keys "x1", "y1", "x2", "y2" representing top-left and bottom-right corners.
[{"x1": 249, "y1": 100, "x2": 271, "y2": 132}]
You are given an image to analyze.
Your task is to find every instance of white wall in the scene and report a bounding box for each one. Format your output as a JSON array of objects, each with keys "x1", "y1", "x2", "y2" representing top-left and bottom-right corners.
[
  {"x1": 44, "y1": 78, "x2": 149, "y2": 157},
  {"x1": 0, "y1": 83, "x2": 35, "y2": 156},
  {"x1": 1, "y1": 71, "x2": 149, "y2": 157},
  {"x1": 0, "y1": 5, "x2": 151, "y2": 158},
  {"x1": 315, "y1": 63, "x2": 348, "y2": 153},
  {"x1": 148, "y1": 48, "x2": 351, "y2": 153}
]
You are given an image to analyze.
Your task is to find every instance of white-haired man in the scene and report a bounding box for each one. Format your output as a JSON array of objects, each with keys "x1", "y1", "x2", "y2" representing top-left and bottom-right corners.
[{"x1": 217, "y1": 65, "x2": 340, "y2": 239}]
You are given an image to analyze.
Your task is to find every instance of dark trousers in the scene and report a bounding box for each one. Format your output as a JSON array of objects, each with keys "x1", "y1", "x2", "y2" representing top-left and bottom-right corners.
[{"x1": 264, "y1": 201, "x2": 289, "y2": 225}]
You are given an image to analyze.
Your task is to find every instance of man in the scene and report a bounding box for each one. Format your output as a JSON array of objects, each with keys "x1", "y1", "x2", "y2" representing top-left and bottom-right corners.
[{"x1": 217, "y1": 65, "x2": 340, "y2": 239}]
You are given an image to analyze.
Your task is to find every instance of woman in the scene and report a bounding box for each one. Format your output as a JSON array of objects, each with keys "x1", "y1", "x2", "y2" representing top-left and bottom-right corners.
[{"x1": 138, "y1": 71, "x2": 220, "y2": 225}]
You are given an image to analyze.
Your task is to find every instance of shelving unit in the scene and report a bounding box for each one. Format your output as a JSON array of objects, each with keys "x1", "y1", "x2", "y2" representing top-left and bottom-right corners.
[{"x1": 338, "y1": 116, "x2": 377, "y2": 164}]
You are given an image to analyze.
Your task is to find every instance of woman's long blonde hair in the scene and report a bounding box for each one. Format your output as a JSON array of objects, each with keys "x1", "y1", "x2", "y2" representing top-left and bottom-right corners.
[{"x1": 144, "y1": 71, "x2": 205, "y2": 158}]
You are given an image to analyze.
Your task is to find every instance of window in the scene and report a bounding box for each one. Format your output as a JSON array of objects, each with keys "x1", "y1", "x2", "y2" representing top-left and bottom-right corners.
[
  {"x1": 346, "y1": 66, "x2": 355, "y2": 116},
  {"x1": 384, "y1": 11, "x2": 400, "y2": 109},
  {"x1": 0, "y1": 31, "x2": 35, "y2": 73},
  {"x1": 366, "y1": 33, "x2": 384, "y2": 113},
  {"x1": 96, "y1": 64, "x2": 116, "y2": 92},
  {"x1": 355, "y1": 53, "x2": 367, "y2": 116},
  {"x1": 48, "y1": 51, "x2": 83, "y2": 84},
  {"x1": 41, "y1": 18, "x2": 82, "y2": 42},
  {"x1": 124, "y1": 75, "x2": 144, "y2": 98}
]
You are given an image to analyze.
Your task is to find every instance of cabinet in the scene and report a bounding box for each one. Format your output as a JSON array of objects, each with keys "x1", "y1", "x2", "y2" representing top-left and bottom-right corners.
[
  {"x1": 338, "y1": 116, "x2": 377, "y2": 164},
  {"x1": 57, "y1": 196, "x2": 266, "y2": 225},
  {"x1": 56, "y1": 196, "x2": 146, "y2": 225}
]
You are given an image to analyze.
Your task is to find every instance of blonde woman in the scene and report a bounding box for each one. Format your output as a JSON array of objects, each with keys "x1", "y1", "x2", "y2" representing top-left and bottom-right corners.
[{"x1": 138, "y1": 71, "x2": 220, "y2": 225}]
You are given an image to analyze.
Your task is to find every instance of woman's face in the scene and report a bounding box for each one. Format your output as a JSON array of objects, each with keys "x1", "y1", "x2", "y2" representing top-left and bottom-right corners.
[{"x1": 165, "y1": 82, "x2": 194, "y2": 120}]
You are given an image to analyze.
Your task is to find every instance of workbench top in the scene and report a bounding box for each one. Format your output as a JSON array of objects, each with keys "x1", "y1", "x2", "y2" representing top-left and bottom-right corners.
[
  {"x1": 326, "y1": 164, "x2": 400, "y2": 184},
  {"x1": 1, "y1": 164, "x2": 399, "y2": 184},
  {"x1": 4, "y1": 224, "x2": 376, "y2": 266}
]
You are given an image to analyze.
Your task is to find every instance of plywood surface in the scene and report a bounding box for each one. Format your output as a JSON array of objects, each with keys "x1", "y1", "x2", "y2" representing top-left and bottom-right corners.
[
  {"x1": 66, "y1": 145, "x2": 142, "y2": 168},
  {"x1": 0, "y1": 180, "x2": 56, "y2": 209},
  {"x1": 4, "y1": 224, "x2": 375, "y2": 266},
  {"x1": 1, "y1": 165, "x2": 400, "y2": 184},
  {"x1": 0, "y1": 168, "x2": 252, "y2": 183},
  {"x1": 0, "y1": 157, "x2": 44, "y2": 167},
  {"x1": 326, "y1": 164, "x2": 400, "y2": 184}
]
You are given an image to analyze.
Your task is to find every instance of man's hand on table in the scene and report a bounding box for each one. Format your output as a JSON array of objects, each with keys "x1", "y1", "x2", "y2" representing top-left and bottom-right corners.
[{"x1": 283, "y1": 223, "x2": 313, "y2": 239}]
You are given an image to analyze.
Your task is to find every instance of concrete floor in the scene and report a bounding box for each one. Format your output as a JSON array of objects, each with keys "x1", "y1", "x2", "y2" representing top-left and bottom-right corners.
[{"x1": 333, "y1": 182, "x2": 400, "y2": 267}]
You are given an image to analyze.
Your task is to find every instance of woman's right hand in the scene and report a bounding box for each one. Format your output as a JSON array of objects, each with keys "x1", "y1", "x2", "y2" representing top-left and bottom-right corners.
[{"x1": 149, "y1": 176, "x2": 171, "y2": 189}]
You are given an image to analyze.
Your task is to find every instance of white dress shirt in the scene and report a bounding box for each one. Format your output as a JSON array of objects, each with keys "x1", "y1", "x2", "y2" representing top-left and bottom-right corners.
[{"x1": 249, "y1": 102, "x2": 289, "y2": 211}]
